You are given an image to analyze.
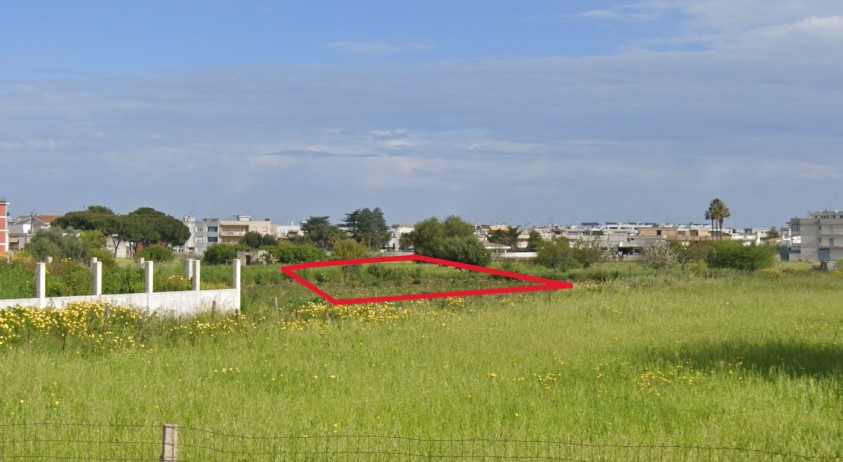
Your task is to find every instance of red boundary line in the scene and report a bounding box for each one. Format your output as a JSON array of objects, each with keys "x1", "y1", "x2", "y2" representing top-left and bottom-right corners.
[{"x1": 281, "y1": 254, "x2": 573, "y2": 305}]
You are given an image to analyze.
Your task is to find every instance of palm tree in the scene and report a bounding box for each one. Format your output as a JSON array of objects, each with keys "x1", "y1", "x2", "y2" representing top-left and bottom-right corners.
[
  {"x1": 706, "y1": 198, "x2": 731, "y2": 240},
  {"x1": 704, "y1": 209, "x2": 713, "y2": 240}
]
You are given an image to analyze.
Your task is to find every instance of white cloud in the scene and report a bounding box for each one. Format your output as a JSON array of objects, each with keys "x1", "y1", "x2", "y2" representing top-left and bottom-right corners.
[
  {"x1": 327, "y1": 40, "x2": 434, "y2": 55},
  {"x1": 4, "y1": 12, "x2": 843, "y2": 225},
  {"x1": 566, "y1": 1, "x2": 680, "y2": 22}
]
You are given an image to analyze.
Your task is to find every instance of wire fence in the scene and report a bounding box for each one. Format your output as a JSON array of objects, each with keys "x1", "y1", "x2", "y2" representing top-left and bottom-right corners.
[{"x1": 1, "y1": 422, "x2": 840, "y2": 461}]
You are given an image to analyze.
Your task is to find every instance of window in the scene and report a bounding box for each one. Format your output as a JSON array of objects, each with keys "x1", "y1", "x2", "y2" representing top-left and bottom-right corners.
[
  {"x1": 656, "y1": 230, "x2": 662, "y2": 236},
  {"x1": 208, "y1": 237, "x2": 218, "y2": 243},
  {"x1": 831, "y1": 238, "x2": 836, "y2": 247},
  {"x1": 792, "y1": 224, "x2": 800, "y2": 232},
  {"x1": 208, "y1": 226, "x2": 218, "y2": 233}
]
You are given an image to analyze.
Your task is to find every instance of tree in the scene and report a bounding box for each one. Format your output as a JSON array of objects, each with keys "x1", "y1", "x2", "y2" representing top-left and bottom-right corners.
[
  {"x1": 301, "y1": 216, "x2": 346, "y2": 250},
  {"x1": 126, "y1": 207, "x2": 190, "y2": 250},
  {"x1": 240, "y1": 231, "x2": 278, "y2": 249},
  {"x1": 642, "y1": 241, "x2": 676, "y2": 270},
  {"x1": 766, "y1": 227, "x2": 781, "y2": 240},
  {"x1": 436, "y1": 235, "x2": 491, "y2": 266},
  {"x1": 706, "y1": 198, "x2": 731, "y2": 240},
  {"x1": 406, "y1": 215, "x2": 490, "y2": 265},
  {"x1": 78, "y1": 229, "x2": 107, "y2": 249},
  {"x1": 668, "y1": 240, "x2": 710, "y2": 270},
  {"x1": 572, "y1": 239, "x2": 608, "y2": 269},
  {"x1": 343, "y1": 207, "x2": 390, "y2": 250},
  {"x1": 526, "y1": 230, "x2": 543, "y2": 252},
  {"x1": 54, "y1": 205, "x2": 189, "y2": 256},
  {"x1": 25, "y1": 228, "x2": 90, "y2": 261},
  {"x1": 488, "y1": 226, "x2": 521, "y2": 249},
  {"x1": 398, "y1": 233, "x2": 413, "y2": 251},
  {"x1": 535, "y1": 237, "x2": 578, "y2": 271}
]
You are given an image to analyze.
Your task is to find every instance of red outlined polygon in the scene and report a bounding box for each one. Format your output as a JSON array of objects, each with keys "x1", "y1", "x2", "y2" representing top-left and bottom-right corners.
[{"x1": 281, "y1": 254, "x2": 573, "y2": 305}]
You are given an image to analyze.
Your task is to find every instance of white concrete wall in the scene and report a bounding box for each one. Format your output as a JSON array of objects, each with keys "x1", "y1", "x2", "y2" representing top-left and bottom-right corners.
[
  {"x1": 0, "y1": 259, "x2": 241, "y2": 315},
  {"x1": 0, "y1": 288, "x2": 240, "y2": 315}
]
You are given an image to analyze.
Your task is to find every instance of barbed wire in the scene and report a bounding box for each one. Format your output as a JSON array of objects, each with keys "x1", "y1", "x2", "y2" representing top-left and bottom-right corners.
[{"x1": 1, "y1": 422, "x2": 840, "y2": 461}]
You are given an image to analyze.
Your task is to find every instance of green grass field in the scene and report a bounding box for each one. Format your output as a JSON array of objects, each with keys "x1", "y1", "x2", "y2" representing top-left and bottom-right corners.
[{"x1": 0, "y1": 262, "x2": 841, "y2": 459}]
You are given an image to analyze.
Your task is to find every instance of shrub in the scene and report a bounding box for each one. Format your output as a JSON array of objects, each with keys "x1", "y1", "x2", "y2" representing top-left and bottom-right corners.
[
  {"x1": 332, "y1": 239, "x2": 368, "y2": 260},
  {"x1": 203, "y1": 244, "x2": 242, "y2": 265},
  {"x1": 269, "y1": 242, "x2": 328, "y2": 264},
  {"x1": 103, "y1": 266, "x2": 145, "y2": 294},
  {"x1": 641, "y1": 241, "x2": 676, "y2": 270},
  {"x1": 25, "y1": 228, "x2": 89, "y2": 261},
  {"x1": 45, "y1": 259, "x2": 92, "y2": 296},
  {"x1": 157, "y1": 274, "x2": 190, "y2": 292},
  {"x1": 707, "y1": 241, "x2": 776, "y2": 271},
  {"x1": 434, "y1": 236, "x2": 491, "y2": 266},
  {"x1": 89, "y1": 248, "x2": 116, "y2": 268},
  {"x1": 138, "y1": 246, "x2": 175, "y2": 262},
  {"x1": 535, "y1": 238, "x2": 580, "y2": 271}
]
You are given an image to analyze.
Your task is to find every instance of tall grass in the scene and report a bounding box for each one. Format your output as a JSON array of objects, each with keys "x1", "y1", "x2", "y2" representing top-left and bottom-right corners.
[{"x1": 1, "y1": 269, "x2": 841, "y2": 458}]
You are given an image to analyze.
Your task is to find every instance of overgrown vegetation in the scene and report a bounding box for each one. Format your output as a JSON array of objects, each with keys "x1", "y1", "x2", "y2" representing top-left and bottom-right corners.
[{"x1": 0, "y1": 263, "x2": 841, "y2": 459}]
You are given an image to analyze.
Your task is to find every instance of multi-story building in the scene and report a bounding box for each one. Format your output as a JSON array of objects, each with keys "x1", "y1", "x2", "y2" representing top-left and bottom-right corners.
[
  {"x1": 178, "y1": 215, "x2": 221, "y2": 254},
  {"x1": 0, "y1": 197, "x2": 8, "y2": 257},
  {"x1": 8, "y1": 214, "x2": 60, "y2": 250},
  {"x1": 179, "y1": 215, "x2": 277, "y2": 253},
  {"x1": 787, "y1": 210, "x2": 843, "y2": 261}
]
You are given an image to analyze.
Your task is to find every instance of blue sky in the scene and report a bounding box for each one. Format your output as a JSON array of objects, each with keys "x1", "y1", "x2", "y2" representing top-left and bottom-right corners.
[{"x1": 3, "y1": 1, "x2": 842, "y2": 228}]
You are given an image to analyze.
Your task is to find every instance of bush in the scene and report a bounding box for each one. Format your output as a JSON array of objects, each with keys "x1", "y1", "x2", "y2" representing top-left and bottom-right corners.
[
  {"x1": 332, "y1": 239, "x2": 368, "y2": 260},
  {"x1": 103, "y1": 266, "x2": 145, "y2": 294},
  {"x1": 25, "y1": 228, "x2": 89, "y2": 261},
  {"x1": 269, "y1": 242, "x2": 328, "y2": 264},
  {"x1": 138, "y1": 246, "x2": 174, "y2": 262},
  {"x1": 203, "y1": 244, "x2": 242, "y2": 265},
  {"x1": 89, "y1": 248, "x2": 116, "y2": 268},
  {"x1": 45, "y1": 259, "x2": 92, "y2": 296},
  {"x1": 434, "y1": 236, "x2": 491, "y2": 266},
  {"x1": 156, "y1": 274, "x2": 190, "y2": 292},
  {"x1": 535, "y1": 238, "x2": 580, "y2": 271},
  {"x1": 641, "y1": 241, "x2": 676, "y2": 270},
  {"x1": 707, "y1": 241, "x2": 776, "y2": 271}
]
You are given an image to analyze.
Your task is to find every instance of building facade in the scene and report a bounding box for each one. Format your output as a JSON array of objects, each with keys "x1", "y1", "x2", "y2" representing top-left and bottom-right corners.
[
  {"x1": 787, "y1": 210, "x2": 843, "y2": 261},
  {"x1": 8, "y1": 215, "x2": 60, "y2": 250},
  {"x1": 178, "y1": 215, "x2": 221, "y2": 255},
  {"x1": 178, "y1": 215, "x2": 277, "y2": 253}
]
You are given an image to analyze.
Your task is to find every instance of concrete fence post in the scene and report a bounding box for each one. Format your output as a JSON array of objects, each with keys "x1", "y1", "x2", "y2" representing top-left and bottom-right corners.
[
  {"x1": 145, "y1": 261, "x2": 154, "y2": 294},
  {"x1": 192, "y1": 260, "x2": 201, "y2": 291},
  {"x1": 35, "y1": 262, "x2": 46, "y2": 308},
  {"x1": 92, "y1": 261, "x2": 103, "y2": 296},
  {"x1": 138, "y1": 257, "x2": 145, "y2": 269},
  {"x1": 161, "y1": 423, "x2": 178, "y2": 462},
  {"x1": 185, "y1": 258, "x2": 194, "y2": 281},
  {"x1": 90, "y1": 256, "x2": 98, "y2": 271},
  {"x1": 232, "y1": 258, "x2": 241, "y2": 290}
]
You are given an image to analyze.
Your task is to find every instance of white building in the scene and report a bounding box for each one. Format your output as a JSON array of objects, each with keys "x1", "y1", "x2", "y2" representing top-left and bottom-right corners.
[{"x1": 786, "y1": 210, "x2": 843, "y2": 261}]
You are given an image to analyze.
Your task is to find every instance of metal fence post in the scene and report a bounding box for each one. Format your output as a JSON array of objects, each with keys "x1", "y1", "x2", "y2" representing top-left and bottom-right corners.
[{"x1": 161, "y1": 424, "x2": 178, "y2": 462}]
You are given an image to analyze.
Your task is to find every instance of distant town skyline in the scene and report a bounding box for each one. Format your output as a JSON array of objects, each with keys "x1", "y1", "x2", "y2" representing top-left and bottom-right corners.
[{"x1": 3, "y1": 1, "x2": 842, "y2": 228}]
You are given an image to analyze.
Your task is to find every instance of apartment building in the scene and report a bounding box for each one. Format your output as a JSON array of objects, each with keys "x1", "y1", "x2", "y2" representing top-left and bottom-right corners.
[
  {"x1": 179, "y1": 215, "x2": 277, "y2": 253},
  {"x1": 179, "y1": 216, "x2": 221, "y2": 254},
  {"x1": 787, "y1": 210, "x2": 843, "y2": 261}
]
